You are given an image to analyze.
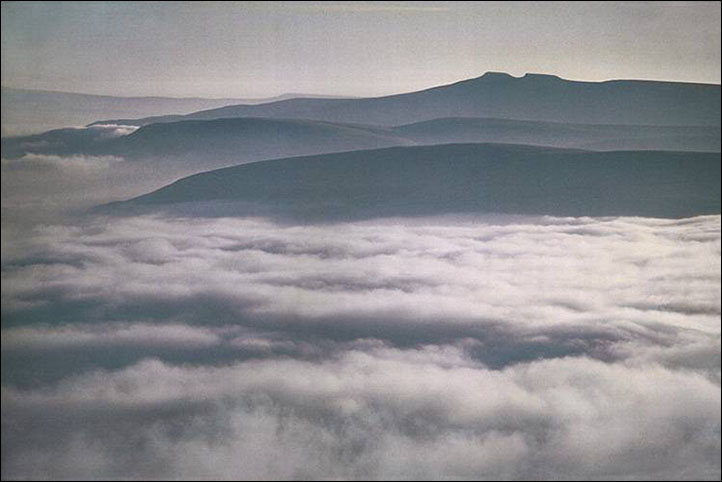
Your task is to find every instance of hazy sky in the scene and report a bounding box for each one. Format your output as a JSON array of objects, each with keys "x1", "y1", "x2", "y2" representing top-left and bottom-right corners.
[{"x1": 1, "y1": 1, "x2": 720, "y2": 98}]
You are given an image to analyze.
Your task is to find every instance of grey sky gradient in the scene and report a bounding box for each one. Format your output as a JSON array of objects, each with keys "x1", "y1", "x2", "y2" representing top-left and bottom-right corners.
[{"x1": 1, "y1": 1, "x2": 721, "y2": 99}]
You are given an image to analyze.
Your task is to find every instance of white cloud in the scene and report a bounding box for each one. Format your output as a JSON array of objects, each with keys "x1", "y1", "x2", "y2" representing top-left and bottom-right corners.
[
  {"x1": 0, "y1": 152, "x2": 199, "y2": 224},
  {"x1": 1, "y1": 213, "x2": 720, "y2": 479},
  {"x1": 2, "y1": 347, "x2": 719, "y2": 479},
  {"x1": 3, "y1": 214, "x2": 719, "y2": 337},
  {"x1": 1, "y1": 153, "x2": 123, "y2": 172},
  {"x1": 87, "y1": 124, "x2": 139, "y2": 138}
]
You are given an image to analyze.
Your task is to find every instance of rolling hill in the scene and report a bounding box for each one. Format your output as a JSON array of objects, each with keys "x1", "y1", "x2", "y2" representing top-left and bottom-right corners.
[
  {"x1": 1, "y1": 118, "x2": 412, "y2": 167},
  {"x1": 4, "y1": 116, "x2": 719, "y2": 167},
  {"x1": 102, "y1": 143, "x2": 721, "y2": 221},
  {"x1": 393, "y1": 117, "x2": 721, "y2": 152}
]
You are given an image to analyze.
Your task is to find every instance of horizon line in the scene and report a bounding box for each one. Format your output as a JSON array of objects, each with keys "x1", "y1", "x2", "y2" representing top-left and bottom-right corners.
[{"x1": 2, "y1": 71, "x2": 720, "y2": 101}]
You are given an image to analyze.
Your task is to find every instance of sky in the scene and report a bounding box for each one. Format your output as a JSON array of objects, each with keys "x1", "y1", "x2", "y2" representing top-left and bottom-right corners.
[{"x1": 1, "y1": 1, "x2": 720, "y2": 98}]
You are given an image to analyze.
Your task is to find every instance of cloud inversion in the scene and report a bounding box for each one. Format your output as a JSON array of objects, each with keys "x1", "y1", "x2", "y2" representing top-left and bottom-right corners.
[{"x1": 2, "y1": 213, "x2": 720, "y2": 479}]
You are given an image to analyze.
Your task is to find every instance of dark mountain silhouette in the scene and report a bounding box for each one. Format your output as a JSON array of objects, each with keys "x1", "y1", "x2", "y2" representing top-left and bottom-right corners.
[
  {"x1": 1, "y1": 118, "x2": 412, "y2": 167},
  {"x1": 393, "y1": 117, "x2": 721, "y2": 152},
  {"x1": 91, "y1": 72, "x2": 721, "y2": 127},
  {"x1": 4, "y1": 116, "x2": 719, "y2": 167},
  {"x1": 110, "y1": 118, "x2": 410, "y2": 161},
  {"x1": 101, "y1": 143, "x2": 721, "y2": 221}
]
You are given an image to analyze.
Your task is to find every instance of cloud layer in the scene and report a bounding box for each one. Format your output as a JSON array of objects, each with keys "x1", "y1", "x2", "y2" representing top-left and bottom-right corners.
[{"x1": 2, "y1": 213, "x2": 720, "y2": 479}]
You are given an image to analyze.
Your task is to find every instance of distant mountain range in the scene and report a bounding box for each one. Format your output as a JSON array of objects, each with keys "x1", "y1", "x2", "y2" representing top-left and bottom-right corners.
[
  {"x1": 5, "y1": 72, "x2": 720, "y2": 222},
  {"x1": 4, "y1": 116, "x2": 719, "y2": 167},
  {"x1": 102, "y1": 143, "x2": 721, "y2": 221},
  {"x1": 92, "y1": 72, "x2": 721, "y2": 127},
  {"x1": 394, "y1": 117, "x2": 720, "y2": 152},
  {"x1": 1, "y1": 117, "x2": 410, "y2": 166},
  {"x1": 0, "y1": 87, "x2": 353, "y2": 136}
]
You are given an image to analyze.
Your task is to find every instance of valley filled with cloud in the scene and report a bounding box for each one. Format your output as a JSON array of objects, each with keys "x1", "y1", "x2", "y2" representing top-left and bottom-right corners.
[
  {"x1": 2, "y1": 2, "x2": 720, "y2": 479},
  {"x1": 2, "y1": 212, "x2": 719, "y2": 479}
]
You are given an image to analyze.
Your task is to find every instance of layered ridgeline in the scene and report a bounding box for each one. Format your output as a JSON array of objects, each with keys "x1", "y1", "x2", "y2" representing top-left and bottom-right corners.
[
  {"x1": 393, "y1": 118, "x2": 721, "y2": 152},
  {"x1": 101, "y1": 144, "x2": 721, "y2": 221},
  {"x1": 0, "y1": 118, "x2": 412, "y2": 167},
  {"x1": 92, "y1": 72, "x2": 721, "y2": 127},
  {"x1": 0, "y1": 87, "x2": 352, "y2": 136},
  {"x1": 3, "y1": 72, "x2": 719, "y2": 169},
  {"x1": 3, "y1": 116, "x2": 720, "y2": 167}
]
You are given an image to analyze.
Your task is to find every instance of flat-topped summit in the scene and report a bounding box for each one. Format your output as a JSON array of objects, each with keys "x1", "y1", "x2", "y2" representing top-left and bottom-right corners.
[
  {"x1": 521, "y1": 73, "x2": 563, "y2": 81},
  {"x1": 90, "y1": 71, "x2": 720, "y2": 128}
]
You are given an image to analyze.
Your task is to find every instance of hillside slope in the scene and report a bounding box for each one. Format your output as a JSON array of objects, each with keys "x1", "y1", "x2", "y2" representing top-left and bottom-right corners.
[
  {"x1": 105, "y1": 143, "x2": 721, "y2": 220},
  {"x1": 91, "y1": 72, "x2": 721, "y2": 127}
]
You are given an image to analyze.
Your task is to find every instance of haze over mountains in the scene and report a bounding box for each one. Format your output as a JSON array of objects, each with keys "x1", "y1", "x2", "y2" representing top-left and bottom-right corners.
[
  {"x1": 93, "y1": 72, "x2": 721, "y2": 127},
  {"x1": 106, "y1": 143, "x2": 720, "y2": 221},
  {"x1": 3, "y1": 72, "x2": 719, "y2": 174},
  {"x1": 3, "y1": 0, "x2": 721, "y2": 478},
  {"x1": 4, "y1": 123, "x2": 721, "y2": 175},
  {"x1": 3, "y1": 68, "x2": 721, "y2": 482},
  {"x1": 0, "y1": 87, "x2": 352, "y2": 136},
  {"x1": 3, "y1": 71, "x2": 719, "y2": 224},
  {"x1": 394, "y1": 117, "x2": 721, "y2": 152},
  {"x1": 4, "y1": 116, "x2": 719, "y2": 169},
  {"x1": 1, "y1": 118, "x2": 411, "y2": 167}
]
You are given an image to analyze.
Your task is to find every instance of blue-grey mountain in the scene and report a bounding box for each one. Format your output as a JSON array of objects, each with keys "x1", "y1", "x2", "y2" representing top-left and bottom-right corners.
[
  {"x1": 0, "y1": 87, "x2": 351, "y2": 136},
  {"x1": 92, "y1": 73, "x2": 721, "y2": 127},
  {"x1": 103, "y1": 144, "x2": 721, "y2": 220},
  {"x1": 3, "y1": 117, "x2": 719, "y2": 168}
]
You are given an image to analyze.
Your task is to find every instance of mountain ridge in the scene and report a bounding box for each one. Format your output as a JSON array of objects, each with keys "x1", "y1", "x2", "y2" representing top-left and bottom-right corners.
[
  {"x1": 0, "y1": 87, "x2": 355, "y2": 136},
  {"x1": 90, "y1": 72, "x2": 721, "y2": 128},
  {"x1": 101, "y1": 143, "x2": 721, "y2": 221},
  {"x1": 4, "y1": 115, "x2": 719, "y2": 166}
]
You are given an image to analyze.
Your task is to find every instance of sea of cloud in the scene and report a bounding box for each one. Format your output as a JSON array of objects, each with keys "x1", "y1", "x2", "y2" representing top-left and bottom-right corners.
[{"x1": 1, "y1": 212, "x2": 720, "y2": 479}]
